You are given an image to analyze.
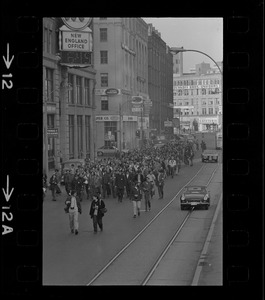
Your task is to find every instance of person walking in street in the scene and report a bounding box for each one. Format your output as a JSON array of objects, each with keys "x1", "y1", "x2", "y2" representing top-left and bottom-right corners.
[
  {"x1": 49, "y1": 173, "x2": 59, "y2": 201},
  {"x1": 142, "y1": 178, "x2": 152, "y2": 211},
  {"x1": 89, "y1": 194, "x2": 106, "y2": 233},
  {"x1": 131, "y1": 182, "x2": 142, "y2": 218},
  {"x1": 43, "y1": 173, "x2": 47, "y2": 200},
  {"x1": 156, "y1": 168, "x2": 166, "y2": 199},
  {"x1": 168, "y1": 156, "x2": 177, "y2": 178},
  {"x1": 146, "y1": 170, "x2": 156, "y2": 199},
  {"x1": 115, "y1": 169, "x2": 126, "y2": 202},
  {"x1": 67, "y1": 190, "x2": 82, "y2": 235}
]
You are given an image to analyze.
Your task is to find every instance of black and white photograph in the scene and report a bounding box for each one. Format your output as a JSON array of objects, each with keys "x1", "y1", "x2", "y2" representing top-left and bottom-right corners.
[{"x1": 42, "y1": 17, "x2": 223, "y2": 285}]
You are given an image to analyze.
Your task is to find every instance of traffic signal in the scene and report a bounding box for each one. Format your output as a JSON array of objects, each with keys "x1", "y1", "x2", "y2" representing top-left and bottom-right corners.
[{"x1": 136, "y1": 130, "x2": 140, "y2": 138}]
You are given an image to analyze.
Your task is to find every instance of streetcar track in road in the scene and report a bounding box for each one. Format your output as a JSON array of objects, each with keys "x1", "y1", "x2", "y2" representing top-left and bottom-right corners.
[
  {"x1": 141, "y1": 164, "x2": 220, "y2": 285},
  {"x1": 86, "y1": 163, "x2": 220, "y2": 286}
]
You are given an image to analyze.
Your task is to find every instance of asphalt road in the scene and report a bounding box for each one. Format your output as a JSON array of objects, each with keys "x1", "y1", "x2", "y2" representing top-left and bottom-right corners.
[{"x1": 43, "y1": 151, "x2": 222, "y2": 285}]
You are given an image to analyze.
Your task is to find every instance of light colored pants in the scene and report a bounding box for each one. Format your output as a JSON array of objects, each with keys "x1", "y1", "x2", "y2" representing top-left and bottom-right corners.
[
  {"x1": 132, "y1": 200, "x2": 141, "y2": 216},
  {"x1": 69, "y1": 211, "x2": 79, "y2": 231}
]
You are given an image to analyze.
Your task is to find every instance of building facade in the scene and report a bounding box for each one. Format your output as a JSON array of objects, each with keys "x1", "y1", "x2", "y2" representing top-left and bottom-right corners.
[
  {"x1": 93, "y1": 17, "x2": 149, "y2": 151},
  {"x1": 148, "y1": 25, "x2": 174, "y2": 136},
  {"x1": 173, "y1": 61, "x2": 222, "y2": 133},
  {"x1": 43, "y1": 18, "x2": 96, "y2": 175}
]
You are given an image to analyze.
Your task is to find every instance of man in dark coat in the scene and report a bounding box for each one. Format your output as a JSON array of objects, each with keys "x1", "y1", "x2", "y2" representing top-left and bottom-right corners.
[
  {"x1": 115, "y1": 169, "x2": 126, "y2": 202},
  {"x1": 89, "y1": 195, "x2": 106, "y2": 233}
]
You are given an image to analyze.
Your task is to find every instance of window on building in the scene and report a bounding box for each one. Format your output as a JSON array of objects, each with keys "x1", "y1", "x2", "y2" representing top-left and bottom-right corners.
[
  {"x1": 100, "y1": 28, "x2": 108, "y2": 42},
  {"x1": 100, "y1": 73, "x2": 108, "y2": 87},
  {"x1": 44, "y1": 27, "x2": 48, "y2": 52},
  {"x1": 68, "y1": 74, "x2": 74, "y2": 104},
  {"x1": 202, "y1": 101, "x2": 207, "y2": 105},
  {"x1": 99, "y1": 17, "x2": 107, "y2": 20},
  {"x1": 69, "y1": 115, "x2": 74, "y2": 159},
  {"x1": 104, "y1": 121, "x2": 117, "y2": 146},
  {"x1": 48, "y1": 29, "x2": 52, "y2": 53},
  {"x1": 101, "y1": 96, "x2": 109, "y2": 110},
  {"x1": 84, "y1": 78, "x2": 90, "y2": 106},
  {"x1": 185, "y1": 101, "x2": 189, "y2": 106},
  {"x1": 202, "y1": 88, "x2": 207, "y2": 95},
  {"x1": 184, "y1": 89, "x2": 189, "y2": 96},
  {"x1": 45, "y1": 68, "x2": 54, "y2": 102},
  {"x1": 209, "y1": 100, "x2": 213, "y2": 105},
  {"x1": 215, "y1": 108, "x2": 219, "y2": 115},
  {"x1": 100, "y1": 50, "x2": 108, "y2": 64},
  {"x1": 208, "y1": 108, "x2": 213, "y2": 115},
  {"x1": 47, "y1": 114, "x2": 55, "y2": 169},
  {"x1": 77, "y1": 115, "x2": 83, "y2": 158},
  {"x1": 85, "y1": 116, "x2": 91, "y2": 158},
  {"x1": 202, "y1": 108, "x2": 207, "y2": 115},
  {"x1": 178, "y1": 90, "x2": 182, "y2": 96},
  {"x1": 76, "y1": 76, "x2": 82, "y2": 105}
]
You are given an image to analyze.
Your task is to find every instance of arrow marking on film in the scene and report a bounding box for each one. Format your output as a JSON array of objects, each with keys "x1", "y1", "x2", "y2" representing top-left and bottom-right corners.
[
  {"x1": 3, "y1": 43, "x2": 14, "y2": 69},
  {"x1": 2, "y1": 175, "x2": 14, "y2": 202}
]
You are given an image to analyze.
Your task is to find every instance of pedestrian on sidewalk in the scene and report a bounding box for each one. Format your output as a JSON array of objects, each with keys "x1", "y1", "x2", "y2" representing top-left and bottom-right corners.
[
  {"x1": 49, "y1": 173, "x2": 59, "y2": 201},
  {"x1": 131, "y1": 182, "x2": 142, "y2": 218},
  {"x1": 67, "y1": 190, "x2": 82, "y2": 235},
  {"x1": 89, "y1": 194, "x2": 106, "y2": 233}
]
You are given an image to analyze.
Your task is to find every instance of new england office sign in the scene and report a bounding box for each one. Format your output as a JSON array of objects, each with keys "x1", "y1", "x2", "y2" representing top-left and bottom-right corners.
[{"x1": 60, "y1": 30, "x2": 92, "y2": 52}]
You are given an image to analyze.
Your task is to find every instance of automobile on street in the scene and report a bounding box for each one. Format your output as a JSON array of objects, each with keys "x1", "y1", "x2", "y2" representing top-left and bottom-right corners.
[
  {"x1": 180, "y1": 185, "x2": 210, "y2": 210},
  {"x1": 97, "y1": 145, "x2": 119, "y2": 157},
  {"x1": 201, "y1": 149, "x2": 218, "y2": 163}
]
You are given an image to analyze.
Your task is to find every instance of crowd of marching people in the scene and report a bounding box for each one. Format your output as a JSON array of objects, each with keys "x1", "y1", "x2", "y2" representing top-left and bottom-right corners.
[{"x1": 43, "y1": 138, "x2": 204, "y2": 233}]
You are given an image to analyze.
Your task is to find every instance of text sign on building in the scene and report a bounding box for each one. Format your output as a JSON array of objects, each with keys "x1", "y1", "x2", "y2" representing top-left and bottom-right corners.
[
  {"x1": 122, "y1": 116, "x2": 137, "y2": 122},
  {"x1": 60, "y1": 51, "x2": 92, "y2": 65},
  {"x1": 198, "y1": 117, "x2": 218, "y2": 124},
  {"x1": 61, "y1": 31, "x2": 92, "y2": 51},
  {"x1": 96, "y1": 115, "x2": 120, "y2": 122},
  {"x1": 47, "y1": 128, "x2": 59, "y2": 138}
]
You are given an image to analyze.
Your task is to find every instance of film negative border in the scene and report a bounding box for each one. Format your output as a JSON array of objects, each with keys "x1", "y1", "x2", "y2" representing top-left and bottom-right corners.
[
  {"x1": 224, "y1": 12, "x2": 263, "y2": 292},
  {"x1": 1, "y1": 4, "x2": 263, "y2": 299},
  {"x1": 1, "y1": 15, "x2": 42, "y2": 293}
]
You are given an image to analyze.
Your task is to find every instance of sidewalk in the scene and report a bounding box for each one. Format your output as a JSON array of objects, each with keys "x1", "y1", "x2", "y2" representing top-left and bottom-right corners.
[{"x1": 196, "y1": 198, "x2": 223, "y2": 285}]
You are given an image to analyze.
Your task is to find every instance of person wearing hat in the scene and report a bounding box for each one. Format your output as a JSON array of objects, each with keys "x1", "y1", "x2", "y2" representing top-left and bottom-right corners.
[{"x1": 89, "y1": 195, "x2": 106, "y2": 233}]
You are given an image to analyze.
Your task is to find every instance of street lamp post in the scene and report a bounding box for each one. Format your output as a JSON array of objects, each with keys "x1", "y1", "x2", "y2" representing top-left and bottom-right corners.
[{"x1": 170, "y1": 48, "x2": 222, "y2": 75}]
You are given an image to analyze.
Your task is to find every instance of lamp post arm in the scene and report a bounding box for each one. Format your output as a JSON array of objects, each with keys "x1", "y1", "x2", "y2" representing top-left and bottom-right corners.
[{"x1": 181, "y1": 49, "x2": 222, "y2": 75}]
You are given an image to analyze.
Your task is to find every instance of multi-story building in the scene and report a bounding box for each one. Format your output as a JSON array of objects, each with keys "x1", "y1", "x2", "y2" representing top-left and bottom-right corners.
[
  {"x1": 43, "y1": 18, "x2": 96, "y2": 175},
  {"x1": 173, "y1": 61, "x2": 222, "y2": 133},
  {"x1": 93, "y1": 17, "x2": 149, "y2": 151},
  {"x1": 148, "y1": 24, "x2": 173, "y2": 136}
]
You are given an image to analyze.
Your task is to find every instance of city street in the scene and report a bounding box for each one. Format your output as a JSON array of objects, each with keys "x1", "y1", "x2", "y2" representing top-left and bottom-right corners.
[{"x1": 43, "y1": 150, "x2": 222, "y2": 285}]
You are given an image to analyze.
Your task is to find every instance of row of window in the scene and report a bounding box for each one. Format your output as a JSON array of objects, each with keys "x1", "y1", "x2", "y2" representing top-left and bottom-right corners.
[
  {"x1": 174, "y1": 88, "x2": 220, "y2": 97},
  {"x1": 68, "y1": 74, "x2": 91, "y2": 106},
  {"x1": 68, "y1": 115, "x2": 91, "y2": 159},
  {"x1": 179, "y1": 108, "x2": 219, "y2": 115},
  {"x1": 175, "y1": 99, "x2": 220, "y2": 106},
  {"x1": 174, "y1": 79, "x2": 220, "y2": 86}
]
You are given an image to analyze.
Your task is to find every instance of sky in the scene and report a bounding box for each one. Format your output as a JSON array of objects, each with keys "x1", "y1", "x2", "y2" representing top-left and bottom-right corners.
[{"x1": 143, "y1": 18, "x2": 223, "y2": 73}]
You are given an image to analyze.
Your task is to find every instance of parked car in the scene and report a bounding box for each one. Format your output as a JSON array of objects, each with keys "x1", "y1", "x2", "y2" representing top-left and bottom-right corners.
[
  {"x1": 97, "y1": 145, "x2": 119, "y2": 157},
  {"x1": 180, "y1": 185, "x2": 210, "y2": 210},
  {"x1": 201, "y1": 149, "x2": 218, "y2": 163}
]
